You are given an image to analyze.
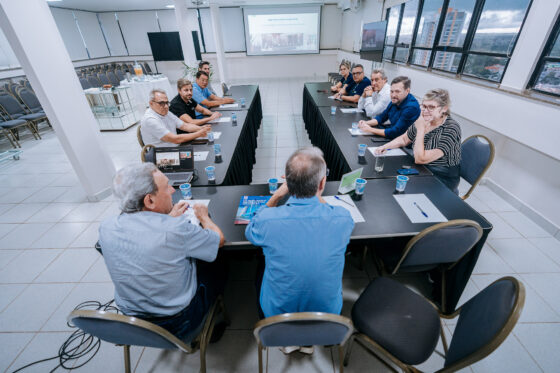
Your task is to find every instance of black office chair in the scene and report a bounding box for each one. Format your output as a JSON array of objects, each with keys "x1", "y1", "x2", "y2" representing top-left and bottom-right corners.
[
  {"x1": 254, "y1": 312, "x2": 354, "y2": 373},
  {"x1": 373, "y1": 219, "x2": 483, "y2": 312},
  {"x1": 345, "y1": 276, "x2": 525, "y2": 372},
  {"x1": 68, "y1": 296, "x2": 226, "y2": 373},
  {"x1": 459, "y1": 135, "x2": 495, "y2": 200}
]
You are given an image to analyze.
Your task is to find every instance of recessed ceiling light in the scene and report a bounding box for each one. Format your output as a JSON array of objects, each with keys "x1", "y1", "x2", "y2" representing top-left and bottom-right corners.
[{"x1": 166, "y1": 4, "x2": 175, "y2": 8}]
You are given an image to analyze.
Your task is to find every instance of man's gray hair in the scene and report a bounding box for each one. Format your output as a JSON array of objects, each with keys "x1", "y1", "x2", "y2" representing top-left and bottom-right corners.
[
  {"x1": 285, "y1": 147, "x2": 327, "y2": 198},
  {"x1": 148, "y1": 88, "x2": 167, "y2": 102},
  {"x1": 112, "y1": 163, "x2": 159, "y2": 213},
  {"x1": 372, "y1": 69, "x2": 387, "y2": 81}
]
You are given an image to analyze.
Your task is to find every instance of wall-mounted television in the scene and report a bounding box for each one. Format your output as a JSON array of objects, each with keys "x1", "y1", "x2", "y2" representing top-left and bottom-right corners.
[
  {"x1": 147, "y1": 32, "x2": 184, "y2": 61},
  {"x1": 361, "y1": 21, "x2": 387, "y2": 52}
]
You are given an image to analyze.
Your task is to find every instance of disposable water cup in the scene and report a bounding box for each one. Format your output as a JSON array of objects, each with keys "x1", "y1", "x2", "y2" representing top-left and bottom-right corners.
[
  {"x1": 396, "y1": 175, "x2": 409, "y2": 192},
  {"x1": 268, "y1": 178, "x2": 278, "y2": 194},
  {"x1": 179, "y1": 183, "x2": 192, "y2": 199},
  {"x1": 355, "y1": 178, "x2": 367, "y2": 195},
  {"x1": 205, "y1": 166, "x2": 216, "y2": 181},
  {"x1": 358, "y1": 144, "x2": 367, "y2": 157},
  {"x1": 331, "y1": 106, "x2": 336, "y2": 115},
  {"x1": 213, "y1": 143, "x2": 221, "y2": 156}
]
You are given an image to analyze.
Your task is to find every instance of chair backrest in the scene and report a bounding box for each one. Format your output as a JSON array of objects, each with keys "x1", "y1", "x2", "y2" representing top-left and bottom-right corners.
[
  {"x1": 442, "y1": 277, "x2": 525, "y2": 371},
  {"x1": 68, "y1": 310, "x2": 192, "y2": 352},
  {"x1": 98, "y1": 73, "x2": 111, "y2": 86},
  {"x1": 141, "y1": 144, "x2": 155, "y2": 162},
  {"x1": 394, "y1": 219, "x2": 483, "y2": 274},
  {"x1": 137, "y1": 124, "x2": 145, "y2": 147},
  {"x1": 143, "y1": 62, "x2": 152, "y2": 73},
  {"x1": 115, "y1": 69, "x2": 126, "y2": 81},
  {"x1": 87, "y1": 75, "x2": 102, "y2": 88},
  {"x1": 0, "y1": 92, "x2": 26, "y2": 118},
  {"x1": 221, "y1": 82, "x2": 229, "y2": 96},
  {"x1": 18, "y1": 88, "x2": 43, "y2": 113},
  {"x1": 80, "y1": 77, "x2": 92, "y2": 90},
  {"x1": 254, "y1": 312, "x2": 353, "y2": 348},
  {"x1": 459, "y1": 135, "x2": 495, "y2": 200},
  {"x1": 106, "y1": 71, "x2": 120, "y2": 86},
  {"x1": 23, "y1": 80, "x2": 33, "y2": 91}
]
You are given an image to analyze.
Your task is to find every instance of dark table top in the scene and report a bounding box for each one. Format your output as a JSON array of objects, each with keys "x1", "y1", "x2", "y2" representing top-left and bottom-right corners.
[
  {"x1": 172, "y1": 179, "x2": 490, "y2": 248},
  {"x1": 213, "y1": 85, "x2": 258, "y2": 111},
  {"x1": 304, "y1": 82, "x2": 358, "y2": 108},
  {"x1": 317, "y1": 106, "x2": 432, "y2": 179}
]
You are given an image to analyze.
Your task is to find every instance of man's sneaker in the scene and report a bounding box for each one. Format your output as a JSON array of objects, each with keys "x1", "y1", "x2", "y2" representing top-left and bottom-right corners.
[
  {"x1": 279, "y1": 346, "x2": 300, "y2": 355},
  {"x1": 299, "y1": 346, "x2": 314, "y2": 355}
]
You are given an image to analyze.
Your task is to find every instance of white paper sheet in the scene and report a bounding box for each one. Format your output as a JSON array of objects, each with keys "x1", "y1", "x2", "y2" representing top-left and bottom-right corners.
[
  {"x1": 340, "y1": 108, "x2": 363, "y2": 114},
  {"x1": 209, "y1": 117, "x2": 231, "y2": 123},
  {"x1": 347, "y1": 128, "x2": 372, "y2": 136},
  {"x1": 194, "y1": 151, "x2": 209, "y2": 161},
  {"x1": 393, "y1": 194, "x2": 448, "y2": 223},
  {"x1": 368, "y1": 147, "x2": 407, "y2": 157},
  {"x1": 182, "y1": 199, "x2": 211, "y2": 226},
  {"x1": 219, "y1": 103, "x2": 238, "y2": 108},
  {"x1": 324, "y1": 195, "x2": 365, "y2": 223}
]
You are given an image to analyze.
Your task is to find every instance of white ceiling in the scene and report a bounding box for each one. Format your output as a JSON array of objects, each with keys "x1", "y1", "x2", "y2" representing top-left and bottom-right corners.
[{"x1": 48, "y1": 0, "x2": 327, "y2": 12}]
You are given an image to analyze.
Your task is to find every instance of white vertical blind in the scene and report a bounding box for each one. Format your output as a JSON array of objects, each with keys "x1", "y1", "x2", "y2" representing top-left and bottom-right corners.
[
  {"x1": 320, "y1": 5, "x2": 342, "y2": 49},
  {"x1": 97, "y1": 12, "x2": 128, "y2": 56},
  {"x1": 116, "y1": 11, "x2": 159, "y2": 55},
  {"x1": 220, "y1": 8, "x2": 246, "y2": 52},
  {"x1": 199, "y1": 8, "x2": 215, "y2": 53},
  {"x1": 0, "y1": 28, "x2": 20, "y2": 69},
  {"x1": 50, "y1": 7, "x2": 89, "y2": 61},
  {"x1": 156, "y1": 10, "x2": 178, "y2": 32},
  {"x1": 74, "y1": 10, "x2": 110, "y2": 58}
]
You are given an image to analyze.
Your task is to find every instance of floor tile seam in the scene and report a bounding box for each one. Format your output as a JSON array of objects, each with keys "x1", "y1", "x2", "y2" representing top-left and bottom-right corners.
[
  {"x1": 486, "y1": 238, "x2": 560, "y2": 272},
  {"x1": 30, "y1": 249, "x2": 67, "y2": 284},
  {"x1": 0, "y1": 249, "x2": 25, "y2": 271},
  {"x1": 58, "y1": 202, "x2": 112, "y2": 224},
  {"x1": 28, "y1": 220, "x2": 91, "y2": 249},
  {"x1": 510, "y1": 331, "x2": 545, "y2": 372},
  {"x1": 38, "y1": 282, "x2": 81, "y2": 333},
  {"x1": 76, "y1": 253, "x2": 104, "y2": 284},
  {"x1": 0, "y1": 282, "x2": 31, "y2": 313},
  {"x1": 19, "y1": 186, "x2": 68, "y2": 205},
  {"x1": 517, "y1": 274, "x2": 560, "y2": 319},
  {"x1": 494, "y1": 211, "x2": 554, "y2": 239},
  {"x1": 3, "y1": 330, "x2": 40, "y2": 373}
]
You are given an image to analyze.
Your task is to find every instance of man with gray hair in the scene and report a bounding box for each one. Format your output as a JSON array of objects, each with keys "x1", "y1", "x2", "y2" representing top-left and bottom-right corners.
[
  {"x1": 140, "y1": 89, "x2": 210, "y2": 147},
  {"x1": 358, "y1": 69, "x2": 391, "y2": 118},
  {"x1": 245, "y1": 147, "x2": 354, "y2": 349},
  {"x1": 99, "y1": 163, "x2": 226, "y2": 340}
]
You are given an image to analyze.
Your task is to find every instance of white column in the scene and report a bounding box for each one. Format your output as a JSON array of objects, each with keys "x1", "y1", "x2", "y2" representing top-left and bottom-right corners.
[
  {"x1": 173, "y1": 0, "x2": 198, "y2": 68},
  {"x1": 0, "y1": 0, "x2": 115, "y2": 201},
  {"x1": 209, "y1": 4, "x2": 227, "y2": 85}
]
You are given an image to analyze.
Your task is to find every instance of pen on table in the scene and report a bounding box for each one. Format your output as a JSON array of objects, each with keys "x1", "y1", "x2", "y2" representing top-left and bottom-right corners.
[
  {"x1": 334, "y1": 195, "x2": 354, "y2": 207},
  {"x1": 414, "y1": 202, "x2": 428, "y2": 218}
]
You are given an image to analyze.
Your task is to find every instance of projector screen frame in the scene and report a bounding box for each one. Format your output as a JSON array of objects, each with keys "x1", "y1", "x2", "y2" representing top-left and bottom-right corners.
[{"x1": 242, "y1": 5, "x2": 322, "y2": 56}]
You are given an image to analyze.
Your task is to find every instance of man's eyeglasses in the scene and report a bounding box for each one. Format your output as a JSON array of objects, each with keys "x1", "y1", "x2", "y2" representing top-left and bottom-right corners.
[
  {"x1": 152, "y1": 100, "x2": 170, "y2": 107},
  {"x1": 420, "y1": 104, "x2": 439, "y2": 112},
  {"x1": 353, "y1": 71, "x2": 363, "y2": 75}
]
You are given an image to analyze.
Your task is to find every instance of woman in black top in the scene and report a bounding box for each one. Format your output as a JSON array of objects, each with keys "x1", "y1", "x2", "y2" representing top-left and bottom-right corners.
[
  {"x1": 330, "y1": 62, "x2": 354, "y2": 93},
  {"x1": 375, "y1": 88, "x2": 461, "y2": 192}
]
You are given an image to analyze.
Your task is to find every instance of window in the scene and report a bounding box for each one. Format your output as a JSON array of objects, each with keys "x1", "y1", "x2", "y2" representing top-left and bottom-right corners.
[
  {"x1": 529, "y1": 14, "x2": 560, "y2": 96},
  {"x1": 384, "y1": 0, "x2": 532, "y2": 83}
]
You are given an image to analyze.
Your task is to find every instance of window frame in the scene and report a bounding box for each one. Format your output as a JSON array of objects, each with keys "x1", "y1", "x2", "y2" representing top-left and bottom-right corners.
[
  {"x1": 383, "y1": 0, "x2": 534, "y2": 84},
  {"x1": 528, "y1": 13, "x2": 560, "y2": 97}
]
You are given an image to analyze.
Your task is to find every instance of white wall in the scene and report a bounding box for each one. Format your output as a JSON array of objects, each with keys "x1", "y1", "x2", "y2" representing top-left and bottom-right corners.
[{"x1": 320, "y1": 4, "x2": 342, "y2": 50}]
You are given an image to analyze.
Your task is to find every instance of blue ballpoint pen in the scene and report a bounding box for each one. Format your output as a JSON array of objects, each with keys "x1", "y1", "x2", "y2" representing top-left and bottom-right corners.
[
  {"x1": 334, "y1": 195, "x2": 354, "y2": 207},
  {"x1": 414, "y1": 202, "x2": 428, "y2": 218}
]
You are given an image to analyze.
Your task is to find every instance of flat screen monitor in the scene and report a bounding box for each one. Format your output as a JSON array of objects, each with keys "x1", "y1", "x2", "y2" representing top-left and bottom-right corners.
[
  {"x1": 361, "y1": 21, "x2": 387, "y2": 52},
  {"x1": 147, "y1": 32, "x2": 184, "y2": 61}
]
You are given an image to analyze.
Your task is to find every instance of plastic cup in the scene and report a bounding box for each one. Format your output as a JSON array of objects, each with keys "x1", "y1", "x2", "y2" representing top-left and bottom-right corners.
[
  {"x1": 375, "y1": 154, "x2": 385, "y2": 172},
  {"x1": 240, "y1": 98, "x2": 246, "y2": 107},
  {"x1": 268, "y1": 178, "x2": 278, "y2": 194},
  {"x1": 213, "y1": 143, "x2": 222, "y2": 156},
  {"x1": 330, "y1": 106, "x2": 336, "y2": 115},
  {"x1": 355, "y1": 178, "x2": 367, "y2": 195},
  {"x1": 351, "y1": 122, "x2": 359, "y2": 136},
  {"x1": 395, "y1": 175, "x2": 409, "y2": 192},
  {"x1": 231, "y1": 112, "x2": 237, "y2": 123},
  {"x1": 207, "y1": 131, "x2": 214, "y2": 143},
  {"x1": 179, "y1": 183, "x2": 192, "y2": 199},
  {"x1": 205, "y1": 166, "x2": 216, "y2": 181},
  {"x1": 358, "y1": 144, "x2": 367, "y2": 157}
]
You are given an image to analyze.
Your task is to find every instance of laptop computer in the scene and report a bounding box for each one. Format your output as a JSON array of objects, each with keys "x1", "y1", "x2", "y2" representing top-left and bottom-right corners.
[{"x1": 153, "y1": 146, "x2": 194, "y2": 186}]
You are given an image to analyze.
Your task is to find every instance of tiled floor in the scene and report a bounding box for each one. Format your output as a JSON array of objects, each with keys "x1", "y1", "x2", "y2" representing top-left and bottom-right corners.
[{"x1": 0, "y1": 77, "x2": 559, "y2": 372}]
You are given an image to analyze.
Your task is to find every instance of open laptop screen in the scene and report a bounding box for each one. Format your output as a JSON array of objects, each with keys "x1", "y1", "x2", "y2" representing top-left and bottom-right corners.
[{"x1": 154, "y1": 148, "x2": 193, "y2": 173}]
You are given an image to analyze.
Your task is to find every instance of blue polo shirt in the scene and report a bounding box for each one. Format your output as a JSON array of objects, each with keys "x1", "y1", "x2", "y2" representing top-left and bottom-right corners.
[
  {"x1": 375, "y1": 93, "x2": 421, "y2": 139},
  {"x1": 245, "y1": 196, "x2": 354, "y2": 318},
  {"x1": 347, "y1": 77, "x2": 371, "y2": 97},
  {"x1": 340, "y1": 73, "x2": 355, "y2": 92},
  {"x1": 192, "y1": 82, "x2": 212, "y2": 118}
]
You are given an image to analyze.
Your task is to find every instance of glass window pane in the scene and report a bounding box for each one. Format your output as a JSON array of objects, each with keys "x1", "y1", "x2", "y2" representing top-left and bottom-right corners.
[
  {"x1": 414, "y1": 0, "x2": 444, "y2": 48},
  {"x1": 548, "y1": 34, "x2": 560, "y2": 58},
  {"x1": 463, "y1": 54, "x2": 508, "y2": 81},
  {"x1": 385, "y1": 7, "x2": 400, "y2": 45},
  {"x1": 397, "y1": 0, "x2": 419, "y2": 45},
  {"x1": 534, "y1": 62, "x2": 560, "y2": 95},
  {"x1": 383, "y1": 46, "x2": 394, "y2": 60},
  {"x1": 437, "y1": 0, "x2": 476, "y2": 48},
  {"x1": 395, "y1": 47, "x2": 410, "y2": 62},
  {"x1": 470, "y1": 0, "x2": 531, "y2": 54},
  {"x1": 433, "y1": 51, "x2": 462, "y2": 72},
  {"x1": 412, "y1": 49, "x2": 432, "y2": 66}
]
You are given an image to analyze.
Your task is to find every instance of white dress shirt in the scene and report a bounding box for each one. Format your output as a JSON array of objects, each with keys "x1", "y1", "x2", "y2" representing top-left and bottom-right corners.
[
  {"x1": 140, "y1": 108, "x2": 184, "y2": 147},
  {"x1": 358, "y1": 83, "x2": 391, "y2": 118}
]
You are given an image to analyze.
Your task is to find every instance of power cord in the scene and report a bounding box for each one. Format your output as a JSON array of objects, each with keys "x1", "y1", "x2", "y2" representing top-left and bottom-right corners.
[{"x1": 11, "y1": 299, "x2": 119, "y2": 373}]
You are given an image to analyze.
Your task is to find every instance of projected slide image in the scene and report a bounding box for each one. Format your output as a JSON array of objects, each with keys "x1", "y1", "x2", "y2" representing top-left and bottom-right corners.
[
  {"x1": 246, "y1": 13, "x2": 319, "y2": 55},
  {"x1": 156, "y1": 152, "x2": 180, "y2": 168},
  {"x1": 361, "y1": 21, "x2": 387, "y2": 51}
]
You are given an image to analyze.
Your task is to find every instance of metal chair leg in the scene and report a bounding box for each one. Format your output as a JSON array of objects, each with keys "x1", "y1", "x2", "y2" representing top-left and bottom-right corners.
[
  {"x1": 258, "y1": 344, "x2": 264, "y2": 373},
  {"x1": 123, "y1": 345, "x2": 131, "y2": 373},
  {"x1": 343, "y1": 334, "x2": 354, "y2": 367},
  {"x1": 338, "y1": 345, "x2": 345, "y2": 373}
]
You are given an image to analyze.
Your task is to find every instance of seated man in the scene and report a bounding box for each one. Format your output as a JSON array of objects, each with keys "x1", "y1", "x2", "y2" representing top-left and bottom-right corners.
[
  {"x1": 357, "y1": 69, "x2": 391, "y2": 118},
  {"x1": 334, "y1": 64, "x2": 371, "y2": 103},
  {"x1": 246, "y1": 147, "x2": 354, "y2": 323},
  {"x1": 140, "y1": 89, "x2": 210, "y2": 147},
  {"x1": 99, "y1": 163, "x2": 226, "y2": 340},
  {"x1": 192, "y1": 71, "x2": 235, "y2": 118},
  {"x1": 169, "y1": 78, "x2": 221, "y2": 126},
  {"x1": 198, "y1": 61, "x2": 217, "y2": 95},
  {"x1": 358, "y1": 76, "x2": 420, "y2": 139}
]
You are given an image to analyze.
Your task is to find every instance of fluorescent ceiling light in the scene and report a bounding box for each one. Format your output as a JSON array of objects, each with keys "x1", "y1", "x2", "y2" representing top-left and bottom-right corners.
[
  {"x1": 46, "y1": 0, "x2": 63, "y2": 2},
  {"x1": 166, "y1": 4, "x2": 175, "y2": 8}
]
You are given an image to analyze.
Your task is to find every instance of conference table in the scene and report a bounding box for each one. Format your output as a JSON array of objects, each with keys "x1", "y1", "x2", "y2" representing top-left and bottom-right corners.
[{"x1": 213, "y1": 85, "x2": 260, "y2": 112}]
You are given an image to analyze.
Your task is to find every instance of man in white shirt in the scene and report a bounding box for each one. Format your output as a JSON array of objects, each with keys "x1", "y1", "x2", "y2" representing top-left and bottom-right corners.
[
  {"x1": 358, "y1": 69, "x2": 391, "y2": 118},
  {"x1": 140, "y1": 89, "x2": 210, "y2": 148}
]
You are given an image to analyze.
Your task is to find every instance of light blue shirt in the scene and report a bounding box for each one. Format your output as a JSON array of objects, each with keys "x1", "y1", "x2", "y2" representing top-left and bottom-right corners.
[
  {"x1": 99, "y1": 211, "x2": 220, "y2": 317},
  {"x1": 192, "y1": 82, "x2": 212, "y2": 118},
  {"x1": 245, "y1": 196, "x2": 354, "y2": 317}
]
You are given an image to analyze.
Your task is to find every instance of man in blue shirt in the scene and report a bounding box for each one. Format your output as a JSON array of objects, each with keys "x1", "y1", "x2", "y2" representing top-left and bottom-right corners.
[
  {"x1": 192, "y1": 71, "x2": 235, "y2": 118},
  {"x1": 358, "y1": 76, "x2": 421, "y2": 139},
  {"x1": 99, "y1": 163, "x2": 226, "y2": 341},
  {"x1": 245, "y1": 147, "x2": 354, "y2": 324},
  {"x1": 335, "y1": 64, "x2": 371, "y2": 103}
]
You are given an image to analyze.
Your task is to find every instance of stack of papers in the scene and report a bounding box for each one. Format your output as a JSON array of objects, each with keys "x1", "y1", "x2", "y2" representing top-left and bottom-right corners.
[
  {"x1": 182, "y1": 199, "x2": 211, "y2": 226},
  {"x1": 200, "y1": 131, "x2": 222, "y2": 140},
  {"x1": 324, "y1": 195, "x2": 365, "y2": 223},
  {"x1": 209, "y1": 117, "x2": 231, "y2": 123},
  {"x1": 194, "y1": 151, "x2": 209, "y2": 161},
  {"x1": 393, "y1": 194, "x2": 447, "y2": 223},
  {"x1": 219, "y1": 103, "x2": 238, "y2": 108},
  {"x1": 347, "y1": 128, "x2": 372, "y2": 136},
  {"x1": 368, "y1": 147, "x2": 406, "y2": 157},
  {"x1": 340, "y1": 108, "x2": 362, "y2": 114}
]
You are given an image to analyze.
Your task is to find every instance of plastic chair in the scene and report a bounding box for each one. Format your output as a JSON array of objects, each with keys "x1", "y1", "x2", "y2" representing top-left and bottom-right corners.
[
  {"x1": 68, "y1": 296, "x2": 226, "y2": 373},
  {"x1": 97, "y1": 73, "x2": 111, "y2": 86},
  {"x1": 345, "y1": 276, "x2": 525, "y2": 372},
  {"x1": 106, "y1": 71, "x2": 120, "y2": 86},
  {"x1": 254, "y1": 312, "x2": 354, "y2": 373},
  {"x1": 459, "y1": 135, "x2": 495, "y2": 200},
  {"x1": 80, "y1": 77, "x2": 92, "y2": 90},
  {"x1": 0, "y1": 92, "x2": 42, "y2": 140}
]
